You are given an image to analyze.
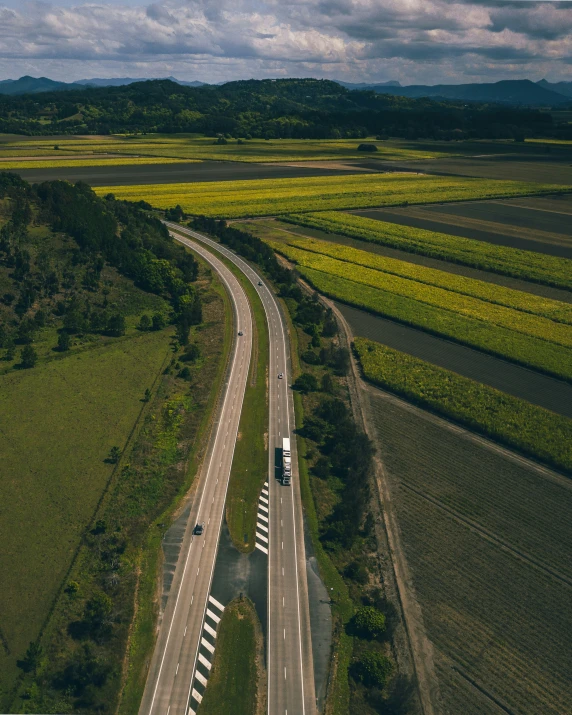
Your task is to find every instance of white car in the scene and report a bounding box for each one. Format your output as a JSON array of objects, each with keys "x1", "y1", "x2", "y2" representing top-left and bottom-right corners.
[{"x1": 278, "y1": 372, "x2": 284, "y2": 379}]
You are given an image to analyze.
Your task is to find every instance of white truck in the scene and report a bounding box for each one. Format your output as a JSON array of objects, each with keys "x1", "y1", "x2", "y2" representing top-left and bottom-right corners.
[{"x1": 282, "y1": 437, "x2": 291, "y2": 485}]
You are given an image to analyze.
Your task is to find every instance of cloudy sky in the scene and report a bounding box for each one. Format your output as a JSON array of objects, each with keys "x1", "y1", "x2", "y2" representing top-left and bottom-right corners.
[{"x1": 0, "y1": 0, "x2": 570, "y2": 85}]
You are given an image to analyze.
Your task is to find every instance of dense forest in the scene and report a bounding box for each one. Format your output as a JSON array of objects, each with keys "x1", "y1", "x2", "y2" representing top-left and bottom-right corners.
[
  {"x1": 0, "y1": 78, "x2": 567, "y2": 141},
  {"x1": 0, "y1": 172, "x2": 201, "y2": 365}
]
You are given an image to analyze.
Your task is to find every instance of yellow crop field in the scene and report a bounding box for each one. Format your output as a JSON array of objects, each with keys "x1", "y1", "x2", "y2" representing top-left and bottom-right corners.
[
  {"x1": 94, "y1": 174, "x2": 567, "y2": 218},
  {"x1": 270, "y1": 241, "x2": 572, "y2": 349},
  {"x1": 264, "y1": 233, "x2": 572, "y2": 324}
]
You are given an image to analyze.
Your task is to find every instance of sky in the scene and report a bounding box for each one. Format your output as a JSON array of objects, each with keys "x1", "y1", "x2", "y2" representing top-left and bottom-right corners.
[{"x1": 0, "y1": 0, "x2": 570, "y2": 85}]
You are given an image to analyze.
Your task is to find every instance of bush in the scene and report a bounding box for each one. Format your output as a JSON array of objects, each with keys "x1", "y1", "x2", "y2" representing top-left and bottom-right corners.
[
  {"x1": 357, "y1": 143, "x2": 378, "y2": 152},
  {"x1": 353, "y1": 606, "x2": 386, "y2": 639},
  {"x1": 58, "y1": 330, "x2": 71, "y2": 352},
  {"x1": 138, "y1": 314, "x2": 151, "y2": 331},
  {"x1": 294, "y1": 372, "x2": 318, "y2": 393},
  {"x1": 352, "y1": 651, "x2": 393, "y2": 689},
  {"x1": 20, "y1": 344, "x2": 37, "y2": 368},
  {"x1": 345, "y1": 560, "x2": 369, "y2": 584}
]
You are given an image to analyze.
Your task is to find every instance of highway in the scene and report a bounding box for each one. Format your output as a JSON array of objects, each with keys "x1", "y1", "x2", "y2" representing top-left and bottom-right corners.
[
  {"x1": 138, "y1": 239, "x2": 253, "y2": 715},
  {"x1": 167, "y1": 223, "x2": 317, "y2": 715}
]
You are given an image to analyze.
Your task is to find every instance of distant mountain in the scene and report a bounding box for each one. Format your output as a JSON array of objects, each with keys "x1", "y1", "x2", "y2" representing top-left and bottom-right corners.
[
  {"x1": 0, "y1": 75, "x2": 85, "y2": 95},
  {"x1": 335, "y1": 80, "x2": 401, "y2": 90},
  {"x1": 76, "y1": 76, "x2": 207, "y2": 88},
  {"x1": 367, "y1": 79, "x2": 570, "y2": 106},
  {"x1": 537, "y1": 79, "x2": 572, "y2": 99}
]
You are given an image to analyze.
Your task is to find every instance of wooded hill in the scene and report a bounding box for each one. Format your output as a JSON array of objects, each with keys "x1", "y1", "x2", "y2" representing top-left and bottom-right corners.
[{"x1": 0, "y1": 78, "x2": 566, "y2": 141}]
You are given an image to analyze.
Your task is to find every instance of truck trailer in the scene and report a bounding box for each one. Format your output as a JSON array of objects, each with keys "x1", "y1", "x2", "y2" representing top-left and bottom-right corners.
[{"x1": 282, "y1": 437, "x2": 291, "y2": 485}]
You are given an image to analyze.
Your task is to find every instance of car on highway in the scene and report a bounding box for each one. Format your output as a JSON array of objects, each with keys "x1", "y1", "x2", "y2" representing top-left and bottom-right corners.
[
  {"x1": 238, "y1": 330, "x2": 243, "y2": 336},
  {"x1": 258, "y1": 280, "x2": 263, "y2": 286},
  {"x1": 278, "y1": 372, "x2": 284, "y2": 379},
  {"x1": 193, "y1": 523, "x2": 205, "y2": 536}
]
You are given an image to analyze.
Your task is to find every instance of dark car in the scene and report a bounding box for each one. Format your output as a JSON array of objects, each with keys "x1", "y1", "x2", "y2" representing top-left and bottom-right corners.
[
  {"x1": 193, "y1": 522, "x2": 204, "y2": 536},
  {"x1": 238, "y1": 330, "x2": 243, "y2": 336},
  {"x1": 258, "y1": 281, "x2": 263, "y2": 286}
]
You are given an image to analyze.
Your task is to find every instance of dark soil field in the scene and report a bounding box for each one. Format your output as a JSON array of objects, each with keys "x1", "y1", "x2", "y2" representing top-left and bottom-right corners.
[
  {"x1": 368, "y1": 389, "x2": 572, "y2": 715},
  {"x1": 258, "y1": 219, "x2": 572, "y2": 303},
  {"x1": 352, "y1": 197, "x2": 572, "y2": 259},
  {"x1": 11, "y1": 159, "x2": 373, "y2": 186},
  {"x1": 340, "y1": 302, "x2": 572, "y2": 418}
]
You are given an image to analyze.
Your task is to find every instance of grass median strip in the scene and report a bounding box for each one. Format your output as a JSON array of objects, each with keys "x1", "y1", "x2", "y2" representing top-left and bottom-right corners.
[
  {"x1": 198, "y1": 597, "x2": 262, "y2": 715},
  {"x1": 282, "y1": 211, "x2": 572, "y2": 291},
  {"x1": 355, "y1": 338, "x2": 572, "y2": 474},
  {"x1": 94, "y1": 174, "x2": 567, "y2": 219},
  {"x1": 265, "y1": 233, "x2": 572, "y2": 324}
]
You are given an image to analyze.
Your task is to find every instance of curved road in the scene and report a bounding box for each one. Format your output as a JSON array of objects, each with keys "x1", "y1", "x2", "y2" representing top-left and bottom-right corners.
[
  {"x1": 167, "y1": 224, "x2": 317, "y2": 715},
  {"x1": 138, "y1": 239, "x2": 253, "y2": 715}
]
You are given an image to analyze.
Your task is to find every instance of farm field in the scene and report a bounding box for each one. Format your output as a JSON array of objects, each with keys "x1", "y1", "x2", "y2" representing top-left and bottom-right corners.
[
  {"x1": 0, "y1": 329, "x2": 172, "y2": 703},
  {"x1": 263, "y1": 232, "x2": 572, "y2": 323},
  {"x1": 0, "y1": 156, "x2": 199, "y2": 169},
  {"x1": 337, "y1": 302, "x2": 572, "y2": 419},
  {"x1": 94, "y1": 174, "x2": 568, "y2": 219},
  {"x1": 355, "y1": 338, "x2": 572, "y2": 473},
  {"x1": 10, "y1": 159, "x2": 365, "y2": 188},
  {"x1": 368, "y1": 390, "x2": 572, "y2": 715},
  {"x1": 0, "y1": 134, "x2": 456, "y2": 163},
  {"x1": 282, "y1": 211, "x2": 572, "y2": 288},
  {"x1": 240, "y1": 219, "x2": 572, "y2": 303}
]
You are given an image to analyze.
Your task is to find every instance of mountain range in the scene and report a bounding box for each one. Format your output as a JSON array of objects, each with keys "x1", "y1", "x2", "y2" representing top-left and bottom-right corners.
[{"x1": 0, "y1": 75, "x2": 570, "y2": 106}]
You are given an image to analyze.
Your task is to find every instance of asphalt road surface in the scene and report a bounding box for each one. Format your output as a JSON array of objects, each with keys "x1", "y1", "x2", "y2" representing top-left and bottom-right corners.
[
  {"x1": 138, "y1": 239, "x2": 253, "y2": 715},
  {"x1": 167, "y1": 223, "x2": 317, "y2": 715}
]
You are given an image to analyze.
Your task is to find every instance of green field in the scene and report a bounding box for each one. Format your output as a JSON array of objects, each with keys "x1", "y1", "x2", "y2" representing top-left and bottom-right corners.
[
  {"x1": 0, "y1": 330, "x2": 172, "y2": 703},
  {"x1": 198, "y1": 598, "x2": 261, "y2": 715},
  {"x1": 282, "y1": 211, "x2": 572, "y2": 291},
  {"x1": 355, "y1": 338, "x2": 572, "y2": 473},
  {"x1": 94, "y1": 174, "x2": 567, "y2": 219},
  {"x1": 261, "y1": 232, "x2": 572, "y2": 324},
  {"x1": 0, "y1": 157, "x2": 198, "y2": 169},
  {"x1": 0, "y1": 134, "x2": 454, "y2": 163}
]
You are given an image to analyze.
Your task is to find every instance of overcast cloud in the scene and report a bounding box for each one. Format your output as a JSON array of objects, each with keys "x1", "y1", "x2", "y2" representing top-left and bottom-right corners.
[{"x1": 0, "y1": 0, "x2": 570, "y2": 84}]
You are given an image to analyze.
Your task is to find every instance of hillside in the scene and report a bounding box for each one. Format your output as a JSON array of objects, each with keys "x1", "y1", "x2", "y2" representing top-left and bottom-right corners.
[{"x1": 0, "y1": 77, "x2": 566, "y2": 140}]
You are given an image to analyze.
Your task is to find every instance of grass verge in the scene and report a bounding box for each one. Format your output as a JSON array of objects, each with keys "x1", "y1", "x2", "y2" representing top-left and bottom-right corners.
[
  {"x1": 282, "y1": 211, "x2": 572, "y2": 291},
  {"x1": 355, "y1": 337, "x2": 572, "y2": 474},
  {"x1": 198, "y1": 597, "x2": 262, "y2": 715}
]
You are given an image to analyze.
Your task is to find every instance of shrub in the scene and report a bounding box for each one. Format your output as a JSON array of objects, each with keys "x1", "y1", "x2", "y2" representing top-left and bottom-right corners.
[
  {"x1": 353, "y1": 606, "x2": 387, "y2": 639},
  {"x1": 20, "y1": 344, "x2": 37, "y2": 368},
  {"x1": 352, "y1": 651, "x2": 393, "y2": 689},
  {"x1": 357, "y1": 143, "x2": 378, "y2": 152},
  {"x1": 294, "y1": 372, "x2": 319, "y2": 393}
]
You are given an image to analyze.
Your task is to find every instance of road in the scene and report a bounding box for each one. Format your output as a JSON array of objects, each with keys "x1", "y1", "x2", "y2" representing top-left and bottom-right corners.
[
  {"x1": 167, "y1": 223, "x2": 317, "y2": 715},
  {"x1": 138, "y1": 239, "x2": 253, "y2": 715}
]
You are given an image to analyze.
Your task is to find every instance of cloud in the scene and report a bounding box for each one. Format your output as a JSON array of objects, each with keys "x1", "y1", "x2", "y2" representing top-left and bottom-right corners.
[{"x1": 0, "y1": 0, "x2": 569, "y2": 83}]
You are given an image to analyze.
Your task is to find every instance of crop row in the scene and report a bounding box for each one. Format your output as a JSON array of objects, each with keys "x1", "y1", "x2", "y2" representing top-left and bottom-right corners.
[
  {"x1": 272, "y1": 234, "x2": 572, "y2": 324},
  {"x1": 356, "y1": 338, "x2": 572, "y2": 473},
  {"x1": 94, "y1": 174, "x2": 567, "y2": 219},
  {"x1": 298, "y1": 265, "x2": 572, "y2": 380},
  {"x1": 270, "y1": 241, "x2": 572, "y2": 349},
  {"x1": 282, "y1": 211, "x2": 572, "y2": 291}
]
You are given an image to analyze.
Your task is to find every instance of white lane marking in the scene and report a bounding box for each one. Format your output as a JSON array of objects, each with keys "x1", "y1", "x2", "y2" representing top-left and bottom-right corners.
[
  {"x1": 284, "y1": 629, "x2": 286, "y2": 639},
  {"x1": 206, "y1": 608, "x2": 221, "y2": 624},
  {"x1": 176, "y1": 662, "x2": 179, "y2": 675},
  {"x1": 255, "y1": 543, "x2": 269, "y2": 554},
  {"x1": 262, "y1": 488, "x2": 268, "y2": 496},
  {"x1": 257, "y1": 522, "x2": 268, "y2": 533},
  {"x1": 256, "y1": 531, "x2": 269, "y2": 543},
  {"x1": 258, "y1": 513, "x2": 269, "y2": 523},
  {"x1": 258, "y1": 504, "x2": 269, "y2": 514},
  {"x1": 282, "y1": 541, "x2": 284, "y2": 549},
  {"x1": 184, "y1": 626, "x2": 187, "y2": 636},
  {"x1": 201, "y1": 637, "x2": 215, "y2": 654},
  {"x1": 284, "y1": 667, "x2": 287, "y2": 680},
  {"x1": 198, "y1": 653, "x2": 212, "y2": 671},
  {"x1": 192, "y1": 688, "x2": 203, "y2": 703},
  {"x1": 204, "y1": 621, "x2": 217, "y2": 638},
  {"x1": 195, "y1": 669, "x2": 208, "y2": 687},
  {"x1": 209, "y1": 594, "x2": 225, "y2": 612},
  {"x1": 282, "y1": 567, "x2": 284, "y2": 575},
  {"x1": 259, "y1": 495, "x2": 269, "y2": 505}
]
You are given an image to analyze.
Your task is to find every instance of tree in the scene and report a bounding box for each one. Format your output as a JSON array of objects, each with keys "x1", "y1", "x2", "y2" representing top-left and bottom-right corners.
[
  {"x1": 357, "y1": 143, "x2": 378, "y2": 152},
  {"x1": 84, "y1": 591, "x2": 113, "y2": 629},
  {"x1": 58, "y1": 330, "x2": 71, "y2": 352},
  {"x1": 17, "y1": 641, "x2": 42, "y2": 674},
  {"x1": 321, "y1": 372, "x2": 335, "y2": 393},
  {"x1": 139, "y1": 314, "x2": 151, "y2": 331},
  {"x1": 353, "y1": 606, "x2": 387, "y2": 639},
  {"x1": 352, "y1": 651, "x2": 393, "y2": 689},
  {"x1": 333, "y1": 347, "x2": 350, "y2": 375},
  {"x1": 107, "y1": 446, "x2": 121, "y2": 464},
  {"x1": 4, "y1": 336, "x2": 15, "y2": 361},
  {"x1": 143, "y1": 388, "x2": 151, "y2": 402},
  {"x1": 181, "y1": 343, "x2": 200, "y2": 363},
  {"x1": 20, "y1": 344, "x2": 37, "y2": 368},
  {"x1": 175, "y1": 320, "x2": 189, "y2": 346},
  {"x1": 152, "y1": 312, "x2": 166, "y2": 331},
  {"x1": 294, "y1": 372, "x2": 318, "y2": 393},
  {"x1": 106, "y1": 313, "x2": 126, "y2": 337}
]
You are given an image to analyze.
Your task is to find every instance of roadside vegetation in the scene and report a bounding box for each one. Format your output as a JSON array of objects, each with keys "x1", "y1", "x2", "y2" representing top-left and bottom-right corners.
[
  {"x1": 95, "y1": 173, "x2": 567, "y2": 219},
  {"x1": 355, "y1": 338, "x2": 572, "y2": 474},
  {"x1": 198, "y1": 597, "x2": 263, "y2": 715},
  {"x1": 190, "y1": 217, "x2": 415, "y2": 714},
  {"x1": 282, "y1": 211, "x2": 572, "y2": 291}
]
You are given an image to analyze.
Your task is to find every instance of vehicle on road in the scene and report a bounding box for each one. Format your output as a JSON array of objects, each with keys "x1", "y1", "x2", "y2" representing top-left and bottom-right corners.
[
  {"x1": 258, "y1": 280, "x2": 263, "y2": 286},
  {"x1": 282, "y1": 437, "x2": 291, "y2": 485},
  {"x1": 193, "y1": 523, "x2": 205, "y2": 535},
  {"x1": 238, "y1": 330, "x2": 243, "y2": 336},
  {"x1": 278, "y1": 372, "x2": 284, "y2": 379}
]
